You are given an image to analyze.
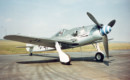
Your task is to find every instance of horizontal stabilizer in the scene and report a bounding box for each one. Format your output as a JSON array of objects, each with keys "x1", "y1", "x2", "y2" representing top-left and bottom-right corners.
[{"x1": 93, "y1": 38, "x2": 113, "y2": 43}]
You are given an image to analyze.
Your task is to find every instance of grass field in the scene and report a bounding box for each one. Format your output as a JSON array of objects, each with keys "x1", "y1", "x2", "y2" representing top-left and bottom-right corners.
[{"x1": 0, "y1": 40, "x2": 130, "y2": 55}]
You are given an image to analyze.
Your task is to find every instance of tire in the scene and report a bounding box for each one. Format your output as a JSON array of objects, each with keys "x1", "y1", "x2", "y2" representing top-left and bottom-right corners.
[
  {"x1": 29, "y1": 53, "x2": 33, "y2": 56},
  {"x1": 95, "y1": 52, "x2": 104, "y2": 62}
]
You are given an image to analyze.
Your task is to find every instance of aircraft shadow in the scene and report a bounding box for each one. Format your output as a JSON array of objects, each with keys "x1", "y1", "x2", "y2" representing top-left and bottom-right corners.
[
  {"x1": 20, "y1": 54, "x2": 50, "y2": 56},
  {"x1": 17, "y1": 54, "x2": 114, "y2": 66},
  {"x1": 17, "y1": 59, "x2": 59, "y2": 64}
]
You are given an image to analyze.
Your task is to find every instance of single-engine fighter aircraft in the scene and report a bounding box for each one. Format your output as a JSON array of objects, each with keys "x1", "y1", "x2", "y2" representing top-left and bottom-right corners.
[{"x1": 4, "y1": 12, "x2": 116, "y2": 65}]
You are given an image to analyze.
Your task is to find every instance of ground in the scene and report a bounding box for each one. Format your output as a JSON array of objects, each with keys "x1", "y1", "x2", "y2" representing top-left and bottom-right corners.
[{"x1": 0, "y1": 50, "x2": 130, "y2": 80}]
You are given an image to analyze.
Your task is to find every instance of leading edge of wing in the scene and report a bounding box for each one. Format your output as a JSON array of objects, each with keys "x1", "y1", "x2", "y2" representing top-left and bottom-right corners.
[{"x1": 4, "y1": 35, "x2": 78, "y2": 48}]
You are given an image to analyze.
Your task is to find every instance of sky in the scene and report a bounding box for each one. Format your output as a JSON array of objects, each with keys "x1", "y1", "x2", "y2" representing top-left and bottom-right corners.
[{"x1": 0, "y1": 0, "x2": 130, "y2": 42}]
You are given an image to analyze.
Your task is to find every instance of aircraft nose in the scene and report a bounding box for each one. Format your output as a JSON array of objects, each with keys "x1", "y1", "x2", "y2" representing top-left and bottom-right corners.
[{"x1": 100, "y1": 26, "x2": 111, "y2": 36}]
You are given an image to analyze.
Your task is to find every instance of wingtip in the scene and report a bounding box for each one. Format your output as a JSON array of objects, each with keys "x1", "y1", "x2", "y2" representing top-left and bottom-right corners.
[
  {"x1": 3, "y1": 35, "x2": 14, "y2": 40},
  {"x1": 3, "y1": 35, "x2": 8, "y2": 39}
]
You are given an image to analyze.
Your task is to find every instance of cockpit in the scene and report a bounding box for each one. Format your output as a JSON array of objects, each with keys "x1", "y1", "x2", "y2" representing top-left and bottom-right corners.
[
  {"x1": 72, "y1": 26, "x2": 88, "y2": 37},
  {"x1": 53, "y1": 29, "x2": 68, "y2": 37}
]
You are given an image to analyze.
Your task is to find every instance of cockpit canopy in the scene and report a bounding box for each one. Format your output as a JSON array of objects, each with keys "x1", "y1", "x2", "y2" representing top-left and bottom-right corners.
[
  {"x1": 52, "y1": 25, "x2": 97, "y2": 38},
  {"x1": 52, "y1": 29, "x2": 68, "y2": 37}
]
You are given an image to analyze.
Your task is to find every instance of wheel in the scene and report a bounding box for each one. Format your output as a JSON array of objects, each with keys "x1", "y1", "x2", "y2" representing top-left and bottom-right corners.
[
  {"x1": 60, "y1": 61, "x2": 71, "y2": 65},
  {"x1": 29, "y1": 53, "x2": 33, "y2": 56},
  {"x1": 95, "y1": 52, "x2": 104, "y2": 62}
]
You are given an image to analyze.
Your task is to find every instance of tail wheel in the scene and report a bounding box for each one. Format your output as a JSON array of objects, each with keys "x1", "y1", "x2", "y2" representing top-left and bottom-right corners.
[
  {"x1": 95, "y1": 52, "x2": 104, "y2": 62},
  {"x1": 29, "y1": 53, "x2": 32, "y2": 56}
]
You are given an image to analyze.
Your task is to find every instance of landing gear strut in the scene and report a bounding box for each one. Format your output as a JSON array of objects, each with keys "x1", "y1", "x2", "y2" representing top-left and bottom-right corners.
[
  {"x1": 93, "y1": 43, "x2": 104, "y2": 62},
  {"x1": 55, "y1": 42, "x2": 71, "y2": 65},
  {"x1": 29, "y1": 47, "x2": 33, "y2": 56}
]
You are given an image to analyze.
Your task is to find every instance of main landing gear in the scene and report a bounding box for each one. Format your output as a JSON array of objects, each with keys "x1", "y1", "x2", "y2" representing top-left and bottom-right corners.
[
  {"x1": 95, "y1": 52, "x2": 104, "y2": 62},
  {"x1": 93, "y1": 43, "x2": 104, "y2": 62},
  {"x1": 55, "y1": 42, "x2": 71, "y2": 65}
]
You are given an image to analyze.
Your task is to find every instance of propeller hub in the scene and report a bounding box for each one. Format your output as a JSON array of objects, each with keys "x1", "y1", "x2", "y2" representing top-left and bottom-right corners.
[{"x1": 100, "y1": 26, "x2": 111, "y2": 36}]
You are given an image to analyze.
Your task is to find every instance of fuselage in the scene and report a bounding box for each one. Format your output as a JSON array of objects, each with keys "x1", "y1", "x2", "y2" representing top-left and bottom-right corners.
[{"x1": 52, "y1": 25, "x2": 102, "y2": 48}]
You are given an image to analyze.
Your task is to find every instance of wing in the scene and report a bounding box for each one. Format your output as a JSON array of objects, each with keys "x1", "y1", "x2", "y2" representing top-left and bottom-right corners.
[
  {"x1": 4, "y1": 35, "x2": 55, "y2": 47},
  {"x1": 4, "y1": 35, "x2": 78, "y2": 48}
]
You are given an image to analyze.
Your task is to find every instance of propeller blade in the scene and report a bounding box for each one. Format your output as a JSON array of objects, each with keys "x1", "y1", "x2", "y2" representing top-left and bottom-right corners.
[
  {"x1": 87, "y1": 12, "x2": 101, "y2": 28},
  {"x1": 108, "y1": 20, "x2": 116, "y2": 27},
  {"x1": 103, "y1": 35, "x2": 109, "y2": 59}
]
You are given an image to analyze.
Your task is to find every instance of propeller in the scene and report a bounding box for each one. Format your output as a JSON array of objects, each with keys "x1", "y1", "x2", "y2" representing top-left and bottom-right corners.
[
  {"x1": 87, "y1": 12, "x2": 116, "y2": 59},
  {"x1": 87, "y1": 12, "x2": 102, "y2": 28},
  {"x1": 108, "y1": 19, "x2": 116, "y2": 27},
  {"x1": 103, "y1": 35, "x2": 109, "y2": 59}
]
